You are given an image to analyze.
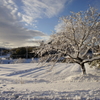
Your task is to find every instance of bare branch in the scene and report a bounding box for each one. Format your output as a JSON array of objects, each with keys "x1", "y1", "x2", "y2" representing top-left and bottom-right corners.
[{"x1": 82, "y1": 56, "x2": 100, "y2": 64}]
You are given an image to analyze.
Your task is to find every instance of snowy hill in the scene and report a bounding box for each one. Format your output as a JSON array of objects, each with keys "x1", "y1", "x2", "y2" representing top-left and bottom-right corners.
[{"x1": 0, "y1": 63, "x2": 100, "y2": 99}]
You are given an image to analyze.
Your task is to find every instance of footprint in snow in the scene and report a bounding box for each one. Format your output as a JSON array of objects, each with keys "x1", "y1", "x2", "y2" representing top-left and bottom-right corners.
[
  {"x1": 0, "y1": 87, "x2": 3, "y2": 88},
  {"x1": 2, "y1": 84, "x2": 6, "y2": 86},
  {"x1": 11, "y1": 87, "x2": 14, "y2": 89}
]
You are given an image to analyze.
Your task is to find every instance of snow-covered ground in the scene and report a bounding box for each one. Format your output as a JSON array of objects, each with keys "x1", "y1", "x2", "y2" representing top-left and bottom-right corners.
[{"x1": 0, "y1": 63, "x2": 100, "y2": 100}]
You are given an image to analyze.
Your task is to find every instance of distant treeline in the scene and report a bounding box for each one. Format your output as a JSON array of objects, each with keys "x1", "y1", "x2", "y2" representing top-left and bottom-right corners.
[
  {"x1": 0, "y1": 48, "x2": 10, "y2": 55},
  {"x1": 10, "y1": 46, "x2": 39, "y2": 59}
]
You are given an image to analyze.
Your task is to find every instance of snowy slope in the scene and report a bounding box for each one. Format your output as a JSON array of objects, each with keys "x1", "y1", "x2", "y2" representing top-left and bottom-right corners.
[{"x1": 0, "y1": 63, "x2": 100, "y2": 99}]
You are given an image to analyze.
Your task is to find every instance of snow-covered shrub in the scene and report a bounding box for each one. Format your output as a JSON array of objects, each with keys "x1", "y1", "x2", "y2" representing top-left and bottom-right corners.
[
  {"x1": 31, "y1": 58, "x2": 39, "y2": 63},
  {"x1": 89, "y1": 60, "x2": 100, "y2": 69},
  {"x1": 13, "y1": 58, "x2": 26, "y2": 64}
]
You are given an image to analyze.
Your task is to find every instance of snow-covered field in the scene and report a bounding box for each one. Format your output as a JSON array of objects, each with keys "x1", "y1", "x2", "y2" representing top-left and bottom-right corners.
[{"x1": 0, "y1": 62, "x2": 100, "y2": 100}]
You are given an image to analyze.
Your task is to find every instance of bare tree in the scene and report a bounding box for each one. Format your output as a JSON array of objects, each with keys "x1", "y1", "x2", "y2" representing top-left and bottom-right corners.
[{"x1": 38, "y1": 7, "x2": 100, "y2": 74}]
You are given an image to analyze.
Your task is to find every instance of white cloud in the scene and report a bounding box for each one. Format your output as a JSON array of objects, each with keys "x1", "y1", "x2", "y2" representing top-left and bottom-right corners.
[
  {"x1": 17, "y1": 12, "x2": 22, "y2": 17},
  {"x1": 20, "y1": 0, "x2": 68, "y2": 25},
  {"x1": 1, "y1": 0, "x2": 72, "y2": 25},
  {"x1": 0, "y1": 0, "x2": 73, "y2": 48},
  {"x1": 0, "y1": 1, "x2": 45, "y2": 48},
  {"x1": 24, "y1": 35, "x2": 50, "y2": 47},
  {"x1": 22, "y1": 15, "x2": 33, "y2": 24}
]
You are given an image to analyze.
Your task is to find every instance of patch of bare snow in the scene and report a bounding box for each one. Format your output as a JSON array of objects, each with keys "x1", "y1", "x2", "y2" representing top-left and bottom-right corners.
[{"x1": 70, "y1": 64, "x2": 82, "y2": 72}]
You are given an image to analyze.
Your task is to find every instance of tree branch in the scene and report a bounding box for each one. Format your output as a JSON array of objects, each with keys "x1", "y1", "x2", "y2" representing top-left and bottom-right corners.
[{"x1": 82, "y1": 56, "x2": 100, "y2": 64}]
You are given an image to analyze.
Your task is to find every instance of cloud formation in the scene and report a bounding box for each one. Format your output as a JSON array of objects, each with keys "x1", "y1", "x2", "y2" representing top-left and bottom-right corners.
[
  {"x1": 0, "y1": 0, "x2": 69, "y2": 48},
  {"x1": 0, "y1": 5, "x2": 45, "y2": 48},
  {"x1": 21, "y1": 0, "x2": 67, "y2": 24},
  {"x1": 0, "y1": 0, "x2": 46, "y2": 47}
]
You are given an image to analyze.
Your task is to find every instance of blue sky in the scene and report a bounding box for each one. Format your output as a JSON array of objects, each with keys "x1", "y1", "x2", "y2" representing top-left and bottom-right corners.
[{"x1": 0, "y1": 0, "x2": 100, "y2": 48}]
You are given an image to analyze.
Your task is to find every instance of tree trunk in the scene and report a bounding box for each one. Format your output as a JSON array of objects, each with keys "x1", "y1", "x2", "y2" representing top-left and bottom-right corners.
[{"x1": 81, "y1": 63, "x2": 86, "y2": 75}]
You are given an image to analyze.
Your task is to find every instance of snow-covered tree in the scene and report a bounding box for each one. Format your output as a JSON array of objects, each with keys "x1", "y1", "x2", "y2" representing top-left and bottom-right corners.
[{"x1": 38, "y1": 7, "x2": 100, "y2": 74}]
